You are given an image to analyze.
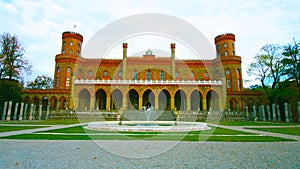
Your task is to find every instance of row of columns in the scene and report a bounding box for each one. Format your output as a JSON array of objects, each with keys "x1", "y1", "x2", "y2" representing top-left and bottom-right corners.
[
  {"x1": 245, "y1": 102, "x2": 300, "y2": 123},
  {"x1": 2, "y1": 101, "x2": 50, "y2": 121},
  {"x1": 83, "y1": 95, "x2": 214, "y2": 111}
]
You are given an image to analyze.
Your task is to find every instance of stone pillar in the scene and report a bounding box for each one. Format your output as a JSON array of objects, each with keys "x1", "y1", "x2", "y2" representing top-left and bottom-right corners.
[
  {"x1": 202, "y1": 98, "x2": 207, "y2": 111},
  {"x1": 23, "y1": 104, "x2": 28, "y2": 120},
  {"x1": 2, "y1": 101, "x2": 7, "y2": 120},
  {"x1": 261, "y1": 105, "x2": 266, "y2": 121},
  {"x1": 46, "y1": 104, "x2": 50, "y2": 120},
  {"x1": 258, "y1": 106, "x2": 262, "y2": 121},
  {"x1": 6, "y1": 101, "x2": 13, "y2": 121},
  {"x1": 284, "y1": 103, "x2": 289, "y2": 123},
  {"x1": 106, "y1": 96, "x2": 111, "y2": 110},
  {"x1": 122, "y1": 95, "x2": 127, "y2": 111},
  {"x1": 18, "y1": 102, "x2": 24, "y2": 121},
  {"x1": 122, "y1": 43, "x2": 127, "y2": 80},
  {"x1": 186, "y1": 97, "x2": 191, "y2": 111},
  {"x1": 171, "y1": 43, "x2": 176, "y2": 79},
  {"x1": 89, "y1": 97, "x2": 95, "y2": 111},
  {"x1": 288, "y1": 104, "x2": 293, "y2": 122},
  {"x1": 138, "y1": 96, "x2": 143, "y2": 110},
  {"x1": 38, "y1": 104, "x2": 42, "y2": 120},
  {"x1": 297, "y1": 102, "x2": 300, "y2": 123},
  {"x1": 170, "y1": 97, "x2": 175, "y2": 110},
  {"x1": 245, "y1": 105, "x2": 249, "y2": 119},
  {"x1": 253, "y1": 105, "x2": 256, "y2": 121},
  {"x1": 13, "y1": 103, "x2": 19, "y2": 120},
  {"x1": 29, "y1": 103, "x2": 34, "y2": 120},
  {"x1": 155, "y1": 95, "x2": 159, "y2": 110},
  {"x1": 267, "y1": 105, "x2": 271, "y2": 121},
  {"x1": 272, "y1": 104, "x2": 276, "y2": 122},
  {"x1": 276, "y1": 105, "x2": 281, "y2": 122}
]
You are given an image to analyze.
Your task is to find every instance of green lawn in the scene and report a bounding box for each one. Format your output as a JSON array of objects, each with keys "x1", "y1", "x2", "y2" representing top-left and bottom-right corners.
[
  {"x1": 246, "y1": 127, "x2": 300, "y2": 136},
  {"x1": 0, "y1": 119, "x2": 80, "y2": 125},
  {"x1": 0, "y1": 126, "x2": 49, "y2": 132},
  {"x1": 0, "y1": 125, "x2": 295, "y2": 142},
  {"x1": 216, "y1": 121, "x2": 298, "y2": 126}
]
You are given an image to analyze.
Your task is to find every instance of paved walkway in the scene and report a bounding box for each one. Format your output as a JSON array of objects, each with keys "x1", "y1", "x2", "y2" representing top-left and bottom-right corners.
[
  {"x1": 209, "y1": 123, "x2": 300, "y2": 141},
  {"x1": 0, "y1": 123, "x2": 299, "y2": 168}
]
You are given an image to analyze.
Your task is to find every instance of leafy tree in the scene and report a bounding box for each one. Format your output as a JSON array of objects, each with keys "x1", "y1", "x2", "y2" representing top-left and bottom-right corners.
[
  {"x1": 282, "y1": 39, "x2": 300, "y2": 99},
  {"x1": 0, "y1": 32, "x2": 32, "y2": 80},
  {"x1": 26, "y1": 75, "x2": 53, "y2": 89},
  {"x1": 247, "y1": 44, "x2": 285, "y2": 103},
  {"x1": 0, "y1": 79, "x2": 23, "y2": 114}
]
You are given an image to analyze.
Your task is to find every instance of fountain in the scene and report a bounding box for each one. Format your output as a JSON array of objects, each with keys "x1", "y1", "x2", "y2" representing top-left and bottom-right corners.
[{"x1": 86, "y1": 107, "x2": 210, "y2": 132}]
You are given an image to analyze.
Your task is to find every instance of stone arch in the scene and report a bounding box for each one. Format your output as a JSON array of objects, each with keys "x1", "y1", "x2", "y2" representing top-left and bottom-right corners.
[
  {"x1": 247, "y1": 98, "x2": 254, "y2": 112},
  {"x1": 33, "y1": 96, "x2": 40, "y2": 110},
  {"x1": 78, "y1": 89, "x2": 90, "y2": 111},
  {"x1": 95, "y1": 89, "x2": 106, "y2": 110},
  {"x1": 42, "y1": 96, "x2": 48, "y2": 111},
  {"x1": 158, "y1": 89, "x2": 171, "y2": 110},
  {"x1": 111, "y1": 89, "x2": 122, "y2": 110},
  {"x1": 206, "y1": 89, "x2": 219, "y2": 111},
  {"x1": 229, "y1": 98, "x2": 237, "y2": 111},
  {"x1": 240, "y1": 98, "x2": 245, "y2": 111},
  {"x1": 190, "y1": 89, "x2": 203, "y2": 111},
  {"x1": 143, "y1": 89, "x2": 155, "y2": 109},
  {"x1": 127, "y1": 89, "x2": 139, "y2": 110},
  {"x1": 24, "y1": 96, "x2": 31, "y2": 105},
  {"x1": 58, "y1": 96, "x2": 66, "y2": 110},
  {"x1": 50, "y1": 96, "x2": 57, "y2": 110},
  {"x1": 174, "y1": 89, "x2": 187, "y2": 110}
]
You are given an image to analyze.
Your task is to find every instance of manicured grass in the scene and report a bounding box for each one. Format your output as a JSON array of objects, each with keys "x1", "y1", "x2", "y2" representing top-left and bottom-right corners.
[
  {"x1": 38, "y1": 126, "x2": 256, "y2": 135},
  {"x1": 1, "y1": 133, "x2": 294, "y2": 142},
  {"x1": 0, "y1": 119, "x2": 80, "y2": 125},
  {"x1": 216, "y1": 121, "x2": 298, "y2": 126},
  {"x1": 246, "y1": 127, "x2": 300, "y2": 136},
  {"x1": 0, "y1": 126, "x2": 49, "y2": 132}
]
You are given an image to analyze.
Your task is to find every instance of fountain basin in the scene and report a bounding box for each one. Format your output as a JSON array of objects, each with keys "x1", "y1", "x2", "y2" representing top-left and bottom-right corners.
[{"x1": 86, "y1": 121, "x2": 210, "y2": 132}]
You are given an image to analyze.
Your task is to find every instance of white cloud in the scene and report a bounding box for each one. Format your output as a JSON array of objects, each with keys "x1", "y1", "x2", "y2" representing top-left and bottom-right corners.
[{"x1": 0, "y1": 0, "x2": 299, "y2": 87}]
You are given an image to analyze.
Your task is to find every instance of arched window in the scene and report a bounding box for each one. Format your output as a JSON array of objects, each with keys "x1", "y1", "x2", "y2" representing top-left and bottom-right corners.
[
  {"x1": 226, "y1": 69, "x2": 230, "y2": 75},
  {"x1": 146, "y1": 70, "x2": 152, "y2": 80},
  {"x1": 78, "y1": 43, "x2": 81, "y2": 48},
  {"x1": 76, "y1": 51, "x2": 80, "y2": 56},
  {"x1": 160, "y1": 71, "x2": 165, "y2": 80},
  {"x1": 70, "y1": 41, "x2": 73, "y2": 46},
  {"x1": 104, "y1": 71, "x2": 108, "y2": 77},
  {"x1": 69, "y1": 49, "x2": 73, "y2": 55},
  {"x1": 232, "y1": 50, "x2": 235, "y2": 56},
  {"x1": 225, "y1": 50, "x2": 228, "y2": 57},
  {"x1": 204, "y1": 71, "x2": 209, "y2": 77},
  {"x1": 190, "y1": 72, "x2": 194, "y2": 79},
  {"x1": 224, "y1": 42, "x2": 227, "y2": 48},
  {"x1": 62, "y1": 49, "x2": 65, "y2": 54},
  {"x1": 118, "y1": 71, "x2": 123, "y2": 77},
  {"x1": 88, "y1": 70, "x2": 93, "y2": 76},
  {"x1": 66, "y1": 67, "x2": 71, "y2": 88},
  {"x1": 133, "y1": 70, "x2": 138, "y2": 80},
  {"x1": 78, "y1": 69, "x2": 81, "y2": 75},
  {"x1": 57, "y1": 66, "x2": 60, "y2": 73}
]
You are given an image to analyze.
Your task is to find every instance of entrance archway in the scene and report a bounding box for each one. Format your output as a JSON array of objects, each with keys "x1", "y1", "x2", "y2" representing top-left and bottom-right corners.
[
  {"x1": 175, "y1": 89, "x2": 186, "y2": 110},
  {"x1": 96, "y1": 89, "x2": 106, "y2": 110},
  {"x1": 79, "y1": 89, "x2": 90, "y2": 111},
  {"x1": 143, "y1": 89, "x2": 155, "y2": 109},
  {"x1": 206, "y1": 90, "x2": 219, "y2": 111},
  {"x1": 191, "y1": 90, "x2": 203, "y2": 111},
  {"x1": 128, "y1": 89, "x2": 139, "y2": 110},
  {"x1": 111, "y1": 89, "x2": 122, "y2": 110},
  {"x1": 158, "y1": 89, "x2": 171, "y2": 110}
]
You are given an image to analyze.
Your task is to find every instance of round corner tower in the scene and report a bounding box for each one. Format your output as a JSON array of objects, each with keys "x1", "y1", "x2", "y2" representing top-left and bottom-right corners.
[
  {"x1": 54, "y1": 31, "x2": 83, "y2": 90},
  {"x1": 214, "y1": 33, "x2": 242, "y2": 92}
]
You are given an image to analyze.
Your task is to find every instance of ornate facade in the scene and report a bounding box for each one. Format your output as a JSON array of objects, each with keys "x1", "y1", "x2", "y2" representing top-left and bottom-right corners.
[{"x1": 24, "y1": 31, "x2": 265, "y2": 112}]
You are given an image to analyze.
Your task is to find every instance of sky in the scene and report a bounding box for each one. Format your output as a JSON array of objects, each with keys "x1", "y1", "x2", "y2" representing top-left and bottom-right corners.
[{"x1": 0, "y1": 0, "x2": 299, "y2": 87}]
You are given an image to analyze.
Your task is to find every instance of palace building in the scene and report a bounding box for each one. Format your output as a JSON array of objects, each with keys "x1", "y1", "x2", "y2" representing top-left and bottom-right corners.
[{"x1": 23, "y1": 31, "x2": 265, "y2": 113}]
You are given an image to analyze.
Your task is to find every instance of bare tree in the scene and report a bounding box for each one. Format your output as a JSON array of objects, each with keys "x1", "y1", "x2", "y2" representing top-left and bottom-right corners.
[
  {"x1": 0, "y1": 32, "x2": 32, "y2": 80},
  {"x1": 247, "y1": 44, "x2": 285, "y2": 102}
]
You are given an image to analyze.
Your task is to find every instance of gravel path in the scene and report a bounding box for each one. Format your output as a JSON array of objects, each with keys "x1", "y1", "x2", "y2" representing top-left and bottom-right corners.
[{"x1": 0, "y1": 140, "x2": 299, "y2": 169}]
